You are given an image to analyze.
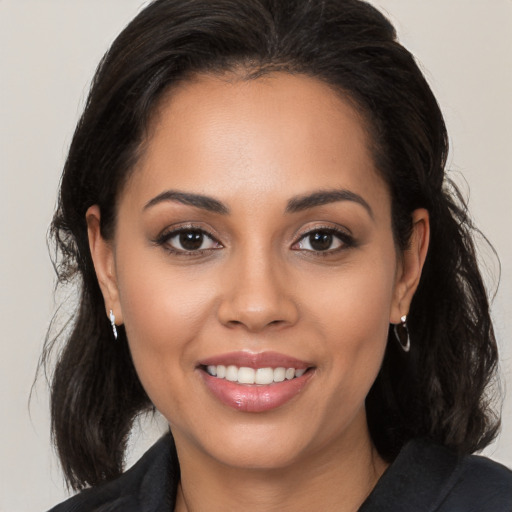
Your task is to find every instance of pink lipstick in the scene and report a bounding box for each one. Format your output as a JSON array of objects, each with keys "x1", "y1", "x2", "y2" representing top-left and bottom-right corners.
[{"x1": 197, "y1": 351, "x2": 314, "y2": 412}]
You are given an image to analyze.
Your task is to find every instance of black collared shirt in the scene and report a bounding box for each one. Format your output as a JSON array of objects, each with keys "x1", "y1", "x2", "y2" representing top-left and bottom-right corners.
[{"x1": 48, "y1": 435, "x2": 512, "y2": 511}]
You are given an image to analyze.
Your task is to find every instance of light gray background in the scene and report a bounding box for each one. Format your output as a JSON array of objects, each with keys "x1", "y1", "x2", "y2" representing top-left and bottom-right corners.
[{"x1": 1, "y1": 1, "x2": 511, "y2": 510}]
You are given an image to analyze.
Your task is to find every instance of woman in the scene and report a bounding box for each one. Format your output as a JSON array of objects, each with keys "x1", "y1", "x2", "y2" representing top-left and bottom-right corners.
[{"x1": 45, "y1": 0, "x2": 511, "y2": 510}]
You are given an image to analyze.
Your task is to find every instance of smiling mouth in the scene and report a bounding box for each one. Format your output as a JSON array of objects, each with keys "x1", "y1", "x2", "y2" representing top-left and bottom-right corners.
[
  {"x1": 199, "y1": 359, "x2": 315, "y2": 412},
  {"x1": 203, "y1": 365, "x2": 309, "y2": 385}
]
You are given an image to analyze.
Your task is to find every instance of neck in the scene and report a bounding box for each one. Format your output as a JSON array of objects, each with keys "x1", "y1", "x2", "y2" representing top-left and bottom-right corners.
[{"x1": 173, "y1": 416, "x2": 388, "y2": 512}]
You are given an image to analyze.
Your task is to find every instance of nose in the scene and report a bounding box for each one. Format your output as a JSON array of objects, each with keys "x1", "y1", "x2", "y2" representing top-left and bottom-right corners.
[{"x1": 217, "y1": 248, "x2": 299, "y2": 333}]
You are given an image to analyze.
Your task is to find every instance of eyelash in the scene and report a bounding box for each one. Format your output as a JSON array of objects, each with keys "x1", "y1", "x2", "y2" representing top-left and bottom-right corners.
[
  {"x1": 153, "y1": 224, "x2": 222, "y2": 256},
  {"x1": 293, "y1": 226, "x2": 355, "y2": 255},
  {"x1": 153, "y1": 225, "x2": 355, "y2": 256}
]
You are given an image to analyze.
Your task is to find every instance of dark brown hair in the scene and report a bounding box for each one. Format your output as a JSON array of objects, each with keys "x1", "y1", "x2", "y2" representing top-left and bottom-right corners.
[{"x1": 42, "y1": 0, "x2": 500, "y2": 490}]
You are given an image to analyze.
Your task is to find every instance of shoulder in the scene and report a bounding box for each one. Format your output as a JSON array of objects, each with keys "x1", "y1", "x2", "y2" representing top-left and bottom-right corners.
[
  {"x1": 46, "y1": 434, "x2": 178, "y2": 512},
  {"x1": 439, "y1": 451, "x2": 512, "y2": 511},
  {"x1": 360, "y1": 438, "x2": 512, "y2": 512}
]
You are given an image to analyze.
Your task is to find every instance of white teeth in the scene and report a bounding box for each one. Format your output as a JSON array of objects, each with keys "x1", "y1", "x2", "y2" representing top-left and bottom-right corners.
[
  {"x1": 238, "y1": 367, "x2": 256, "y2": 384},
  {"x1": 226, "y1": 365, "x2": 238, "y2": 382},
  {"x1": 273, "y1": 367, "x2": 286, "y2": 382},
  {"x1": 205, "y1": 364, "x2": 308, "y2": 384},
  {"x1": 255, "y1": 367, "x2": 274, "y2": 385}
]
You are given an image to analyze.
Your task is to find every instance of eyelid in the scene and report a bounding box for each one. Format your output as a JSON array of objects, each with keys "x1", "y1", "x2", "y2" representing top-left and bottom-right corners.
[
  {"x1": 152, "y1": 223, "x2": 223, "y2": 253},
  {"x1": 291, "y1": 224, "x2": 355, "y2": 252},
  {"x1": 152, "y1": 222, "x2": 354, "y2": 256}
]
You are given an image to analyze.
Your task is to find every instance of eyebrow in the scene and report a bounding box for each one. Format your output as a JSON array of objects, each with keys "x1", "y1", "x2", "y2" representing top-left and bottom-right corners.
[
  {"x1": 144, "y1": 190, "x2": 230, "y2": 215},
  {"x1": 286, "y1": 189, "x2": 374, "y2": 219},
  {"x1": 143, "y1": 188, "x2": 373, "y2": 218}
]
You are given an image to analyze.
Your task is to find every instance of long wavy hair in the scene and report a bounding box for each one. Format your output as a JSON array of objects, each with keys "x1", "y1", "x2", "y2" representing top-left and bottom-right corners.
[{"x1": 41, "y1": 0, "x2": 500, "y2": 491}]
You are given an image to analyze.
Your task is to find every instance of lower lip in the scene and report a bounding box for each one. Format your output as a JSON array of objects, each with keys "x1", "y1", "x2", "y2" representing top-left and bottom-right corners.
[{"x1": 200, "y1": 370, "x2": 313, "y2": 412}]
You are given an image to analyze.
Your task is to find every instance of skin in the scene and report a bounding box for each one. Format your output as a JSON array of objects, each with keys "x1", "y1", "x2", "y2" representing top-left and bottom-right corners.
[{"x1": 87, "y1": 73, "x2": 429, "y2": 511}]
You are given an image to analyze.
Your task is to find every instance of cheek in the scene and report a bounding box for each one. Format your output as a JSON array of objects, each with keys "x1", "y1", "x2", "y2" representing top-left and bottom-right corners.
[
  {"x1": 306, "y1": 255, "x2": 396, "y2": 334},
  {"x1": 118, "y1": 248, "x2": 217, "y2": 332},
  {"x1": 303, "y1": 255, "x2": 396, "y2": 391},
  {"x1": 115, "y1": 256, "x2": 217, "y2": 397}
]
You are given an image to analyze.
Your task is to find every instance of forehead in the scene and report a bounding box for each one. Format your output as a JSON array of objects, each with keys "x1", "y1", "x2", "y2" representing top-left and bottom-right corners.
[{"x1": 125, "y1": 72, "x2": 389, "y2": 214}]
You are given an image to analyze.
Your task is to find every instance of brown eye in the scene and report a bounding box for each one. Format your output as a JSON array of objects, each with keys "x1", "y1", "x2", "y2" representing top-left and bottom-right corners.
[
  {"x1": 308, "y1": 231, "x2": 334, "y2": 251},
  {"x1": 294, "y1": 228, "x2": 353, "y2": 253},
  {"x1": 156, "y1": 228, "x2": 222, "y2": 253},
  {"x1": 179, "y1": 231, "x2": 205, "y2": 251}
]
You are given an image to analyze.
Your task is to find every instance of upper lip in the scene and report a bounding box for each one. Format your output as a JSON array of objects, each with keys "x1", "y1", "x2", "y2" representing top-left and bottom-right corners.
[{"x1": 198, "y1": 351, "x2": 312, "y2": 369}]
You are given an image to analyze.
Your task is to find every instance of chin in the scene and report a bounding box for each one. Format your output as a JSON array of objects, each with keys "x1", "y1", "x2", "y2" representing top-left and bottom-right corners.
[
  {"x1": 170, "y1": 408, "x2": 346, "y2": 473},
  {"x1": 205, "y1": 432, "x2": 312, "y2": 470}
]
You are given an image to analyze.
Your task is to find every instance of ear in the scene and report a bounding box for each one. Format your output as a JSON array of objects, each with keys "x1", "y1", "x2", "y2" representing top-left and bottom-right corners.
[
  {"x1": 86, "y1": 205, "x2": 123, "y2": 325},
  {"x1": 390, "y1": 208, "x2": 430, "y2": 324}
]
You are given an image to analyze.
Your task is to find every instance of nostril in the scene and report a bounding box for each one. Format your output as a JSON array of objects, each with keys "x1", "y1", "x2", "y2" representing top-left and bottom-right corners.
[
  {"x1": 224, "y1": 318, "x2": 287, "y2": 331},
  {"x1": 217, "y1": 290, "x2": 300, "y2": 332}
]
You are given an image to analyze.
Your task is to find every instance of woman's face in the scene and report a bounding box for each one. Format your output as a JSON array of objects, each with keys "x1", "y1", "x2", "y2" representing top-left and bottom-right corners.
[{"x1": 89, "y1": 73, "x2": 427, "y2": 470}]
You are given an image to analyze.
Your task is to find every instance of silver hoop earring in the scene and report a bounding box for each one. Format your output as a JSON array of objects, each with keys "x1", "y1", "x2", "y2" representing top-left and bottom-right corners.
[
  {"x1": 394, "y1": 315, "x2": 410, "y2": 352},
  {"x1": 109, "y1": 309, "x2": 118, "y2": 340}
]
